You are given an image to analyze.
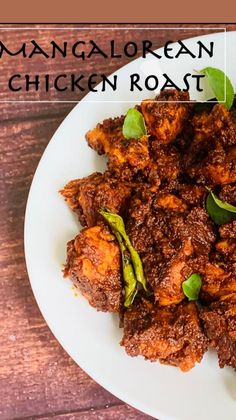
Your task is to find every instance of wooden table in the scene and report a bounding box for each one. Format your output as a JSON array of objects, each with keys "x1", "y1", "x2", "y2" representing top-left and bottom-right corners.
[{"x1": 1, "y1": 23, "x2": 235, "y2": 420}]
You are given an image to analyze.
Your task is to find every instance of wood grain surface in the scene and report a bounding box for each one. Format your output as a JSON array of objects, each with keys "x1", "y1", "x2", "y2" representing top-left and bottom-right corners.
[{"x1": 1, "y1": 23, "x2": 235, "y2": 420}]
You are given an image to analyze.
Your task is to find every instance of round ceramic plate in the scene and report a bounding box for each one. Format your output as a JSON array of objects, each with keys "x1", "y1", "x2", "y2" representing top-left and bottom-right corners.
[{"x1": 24, "y1": 31, "x2": 236, "y2": 420}]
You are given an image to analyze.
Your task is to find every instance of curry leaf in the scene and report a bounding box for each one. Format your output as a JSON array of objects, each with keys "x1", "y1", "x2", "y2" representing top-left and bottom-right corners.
[
  {"x1": 115, "y1": 231, "x2": 137, "y2": 307},
  {"x1": 200, "y1": 67, "x2": 234, "y2": 110},
  {"x1": 206, "y1": 190, "x2": 236, "y2": 225},
  {"x1": 182, "y1": 274, "x2": 202, "y2": 301},
  {"x1": 122, "y1": 108, "x2": 147, "y2": 139},
  {"x1": 99, "y1": 209, "x2": 148, "y2": 292}
]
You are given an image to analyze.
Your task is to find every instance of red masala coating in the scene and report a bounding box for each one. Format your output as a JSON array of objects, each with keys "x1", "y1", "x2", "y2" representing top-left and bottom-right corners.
[
  {"x1": 192, "y1": 104, "x2": 236, "y2": 147},
  {"x1": 60, "y1": 172, "x2": 132, "y2": 226},
  {"x1": 141, "y1": 90, "x2": 190, "y2": 143},
  {"x1": 121, "y1": 299, "x2": 207, "y2": 372},
  {"x1": 200, "y1": 301, "x2": 236, "y2": 368},
  {"x1": 62, "y1": 89, "x2": 236, "y2": 371},
  {"x1": 85, "y1": 115, "x2": 124, "y2": 155},
  {"x1": 64, "y1": 226, "x2": 122, "y2": 312},
  {"x1": 126, "y1": 188, "x2": 215, "y2": 306}
]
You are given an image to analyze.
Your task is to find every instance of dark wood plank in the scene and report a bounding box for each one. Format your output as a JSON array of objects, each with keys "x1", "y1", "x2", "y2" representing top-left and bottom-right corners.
[
  {"x1": 36, "y1": 404, "x2": 153, "y2": 419},
  {"x1": 0, "y1": 115, "x2": 153, "y2": 419}
]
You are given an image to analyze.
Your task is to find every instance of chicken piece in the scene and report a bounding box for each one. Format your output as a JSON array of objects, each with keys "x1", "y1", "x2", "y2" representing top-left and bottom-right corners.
[
  {"x1": 154, "y1": 193, "x2": 188, "y2": 213},
  {"x1": 127, "y1": 187, "x2": 190, "y2": 249},
  {"x1": 126, "y1": 190, "x2": 183, "y2": 296},
  {"x1": 156, "y1": 239, "x2": 194, "y2": 306},
  {"x1": 216, "y1": 240, "x2": 236, "y2": 261},
  {"x1": 86, "y1": 114, "x2": 150, "y2": 180},
  {"x1": 60, "y1": 172, "x2": 131, "y2": 226},
  {"x1": 200, "y1": 301, "x2": 236, "y2": 369},
  {"x1": 173, "y1": 207, "x2": 216, "y2": 255},
  {"x1": 127, "y1": 187, "x2": 215, "y2": 305},
  {"x1": 126, "y1": 187, "x2": 189, "y2": 259},
  {"x1": 147, "y1": 142, "x2": 181, "y2": 181},
  {"x1": 106, "y1": 136, "x2": 150, "y2": 179},
  {"x1": 214, "y1": 221, "x2": 236, "y2": 289},
  {"x1": 200, "y1": 262, "x2": 236, "y2": 302},
  {"x1": 192, "y1": 104, "x2": 236, "y2": 147},
  {"x1": 178, "y1": 184, "x2": 206, "y2": 207},
  {"x1": 219, "y1": 220, "x2": 236, "y2": 239},
  {"x1": 121, "y1": 299, "x2": 207, "y2": 372},
  {"x1": 64, "y1": 226, "x2": 122, "y2": 312},
  {"x1": 185, "y1": 106, "x2": 236, "y2": 185},
  {"x1": 204, "y1": 146, "x2": 236, "y2": 185},
  {"x1": 156, "y1": 206, "x2": 236, "y2": 305},
  {"x1": 154, "y1": 208, "x2": 215, "y2": 305},
  {"x1": 134, "y1": 201, "x2": 213, "y2": 306},
  {"x1": 153, "y1": 207, "x2": 215, "y2": 305},
  {"x1": 85, "y1": 116, "x2": 124, "y2": 155},
  {"x1": 141, "y1": 90, "x2": 190, "y2": 143},
  {"x1": 187, "y1": 144, "x2": 236, "y2": 186},
  {"x1": 219, "y1": 220, "x2": 236, "y2": 240},
  {"x1": 219, "y1": 184, "x2": 236, "y2": 204}
]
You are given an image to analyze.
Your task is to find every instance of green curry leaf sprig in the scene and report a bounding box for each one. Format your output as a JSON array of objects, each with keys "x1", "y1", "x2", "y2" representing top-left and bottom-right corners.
[
  {"x1": 100, "y1": 209, "x2": 147, "y2": 307},
  {"x1": 182, "y1": 274, "x2": 202, "y2": 301},
  {"x1": 206, "y1": 189, "x2": 236, "y2": 225},
  {"x1": 113, "y1": 231, "x2": 137, "y2": 307},
  {"x1": 200, "y1": 67, "x2": 234, "y2": 110},
  {"x1": 122, "y1": 108, "x2": 147, "y2": 140}
]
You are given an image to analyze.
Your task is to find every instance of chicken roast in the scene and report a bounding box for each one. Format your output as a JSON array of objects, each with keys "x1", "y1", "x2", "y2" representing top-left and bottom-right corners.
[{"x1": 61, "y1": 90, "x2": 236, "y2": 372}]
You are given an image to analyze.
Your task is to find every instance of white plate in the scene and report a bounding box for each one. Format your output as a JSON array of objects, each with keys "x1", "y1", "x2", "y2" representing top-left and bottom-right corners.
[{"x1": 24, "y1": 32, "x2": 236, "y2": 420}]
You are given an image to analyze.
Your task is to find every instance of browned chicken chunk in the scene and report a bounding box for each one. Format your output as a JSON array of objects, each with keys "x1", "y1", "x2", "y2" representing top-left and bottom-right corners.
[
  {"x1": 147, "y1": 142, "x2": 181, "y2": 181},
  {"x1": 185, "y1": 104, "x2": 236, "y2": 187},
  {"x1": 127, "y1": 188, "x2": 215, "y2": 306},
  {"x1": 156, "y1": 239, "x2": 194, "y2": 305},
  {"x1": 121, "y1": 299, "x2": 207, "y2": 372},
  {"x1": 64, "y1": 226, "x2": 122, "y2": 312},
  {"x1": 187, "y1": 145, "x2": 236, "y2": 186},
  {"x1": 200, "y1": 301, "x2": 236, "y2": 369},
  {"x1": 156, "y1": 207, "x2": 215, "y2": 306},
  {"x1": 200, "y1": 262, "x2": 236, "y2": 303},
  {"x1": 219, "y1": 184, "x2": 236, "y2": 204},
  {"x1": 86, "y1": 114, "x2": 150, "y2": 180},
  {"x1": 192, "y1": 104, "x2": 236, "y2": 147},
  {"x1": 141, "y1": 90, "x2": 190, "y2": 143},
  {"x1": 62, "y1": 88, "x2": 236, "y2": 372},
  {"x1": 106, "y1": 136, "x2": 150, "y2": 179},
  {"x1": 203, "y1": 146, "x2": 236, "y2": 185},
  {"x1": 86, "y1": 116, "x2": 124, "y2": 155},
  {"x1": 60, "y1": 172, "x2": 131, "y2": 226}
]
